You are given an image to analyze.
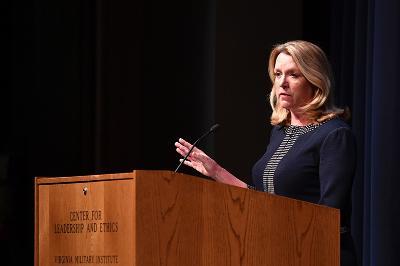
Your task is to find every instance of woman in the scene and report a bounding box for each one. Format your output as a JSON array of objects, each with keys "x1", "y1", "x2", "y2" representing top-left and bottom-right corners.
[{"x1": 175, "y1": 40, "x2": 357, "y2": 266}]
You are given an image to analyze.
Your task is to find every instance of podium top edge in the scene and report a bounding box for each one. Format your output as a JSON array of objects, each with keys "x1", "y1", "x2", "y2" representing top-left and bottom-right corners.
[
  {"x1": 34, "y1": 170, "x2": 178, "y2": 185},
  {"x1": 35, "y1": 172, "x2": 135, "y2": 184}
]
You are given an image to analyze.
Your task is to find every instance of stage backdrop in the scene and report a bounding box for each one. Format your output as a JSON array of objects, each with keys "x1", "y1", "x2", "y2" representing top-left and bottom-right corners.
[{"x1": 329, "y1": 0, "x2": 400, "y2": 265}]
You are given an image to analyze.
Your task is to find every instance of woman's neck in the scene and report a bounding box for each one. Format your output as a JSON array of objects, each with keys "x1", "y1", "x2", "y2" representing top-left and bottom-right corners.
[{"x1": 290, "y1": 111, "x2": 311, "y2": 126}]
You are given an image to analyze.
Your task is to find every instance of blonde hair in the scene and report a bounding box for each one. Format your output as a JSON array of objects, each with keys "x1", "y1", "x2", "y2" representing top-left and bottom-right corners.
[{"x1": 268, "y1": 40, "x2": 348, "y2": 125}]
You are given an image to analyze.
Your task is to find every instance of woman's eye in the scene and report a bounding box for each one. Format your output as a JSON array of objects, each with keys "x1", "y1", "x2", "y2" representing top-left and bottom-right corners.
[
  {"x1": 274, "y1": 72, "x2": 281, "y2": 77},
  {"x1": 290, "y1": 73, "x2": 299, "y2": 78}
]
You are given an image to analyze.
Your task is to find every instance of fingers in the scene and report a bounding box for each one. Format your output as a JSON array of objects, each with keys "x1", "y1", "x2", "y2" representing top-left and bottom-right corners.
[
  {"x1": 175, "y1": 141, "x2": 190, "y2": 157},
  {"x1": 174, "y1": 140, "x2": 187, "y2": 151},
  {"x1": 178, "y1": 138, "x2": 192, "y2": 149},
  {"x1": 175, "y1": 137, "x2": 198, "y2": 155},
  {"x1": 176, "y1": 138, "x2": 205, "y2": 154},
  {"x1": 179, "y1": 158, "x2": 193, "y2": 167},
  {"x1": 175, "y1": 144, "x2": 198, "y2": 162}
]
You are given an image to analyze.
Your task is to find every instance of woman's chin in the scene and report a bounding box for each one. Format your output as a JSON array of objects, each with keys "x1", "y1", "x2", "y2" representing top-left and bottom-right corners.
[{"x1": 279, "y1": 102, "x2": 292, "y2": 109}]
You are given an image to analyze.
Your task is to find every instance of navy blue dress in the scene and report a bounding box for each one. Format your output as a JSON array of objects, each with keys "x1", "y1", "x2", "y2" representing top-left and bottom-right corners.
[{"x1": 252, "y1": 118, "x2": 357, "y2": 266}]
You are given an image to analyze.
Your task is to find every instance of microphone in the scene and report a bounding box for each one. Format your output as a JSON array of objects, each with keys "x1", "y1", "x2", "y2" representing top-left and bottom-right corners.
[{"x1": 175, "y1": 124, "x2": 220, "y2": 173}]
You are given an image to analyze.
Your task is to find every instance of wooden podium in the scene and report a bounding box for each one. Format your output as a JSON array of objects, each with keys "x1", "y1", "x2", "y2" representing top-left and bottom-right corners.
[{"x1": 35, "y1": 170, "x2": 339, "y2": 266}]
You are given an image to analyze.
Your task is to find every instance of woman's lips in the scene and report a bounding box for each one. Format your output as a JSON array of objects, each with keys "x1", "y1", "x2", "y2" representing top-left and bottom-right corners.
[{"x1": 279, "y1": 93, "x2": 291, "y2": 97}]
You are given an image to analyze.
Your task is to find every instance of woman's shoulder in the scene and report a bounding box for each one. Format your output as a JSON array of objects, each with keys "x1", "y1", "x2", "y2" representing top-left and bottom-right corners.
[
  {"x1": 318, "y1": 117, "x2": 351, "y2": 134},
  {"x1": 315, "y1": 118, "x2": 355, "y2": 149},
  {"x1": 317, "y1": 118, "x2": 356, "y2": 155}
]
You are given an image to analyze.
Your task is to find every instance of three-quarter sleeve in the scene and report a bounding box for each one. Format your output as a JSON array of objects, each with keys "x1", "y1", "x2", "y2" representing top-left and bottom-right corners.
[{"x1": 318, "y1": 127, "x2": 357, "y2": 209}]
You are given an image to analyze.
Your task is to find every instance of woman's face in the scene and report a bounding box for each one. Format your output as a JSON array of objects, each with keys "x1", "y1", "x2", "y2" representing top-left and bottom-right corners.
[{"x1": 273, "y1": 53, "x2": 314, "y2": 112}]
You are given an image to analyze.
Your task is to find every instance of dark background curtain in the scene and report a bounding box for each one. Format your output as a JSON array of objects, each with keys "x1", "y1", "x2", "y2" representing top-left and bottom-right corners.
[
  {"x1": 328, "y1": 0, "x2": 400, "y2": 265},
  {"x1": 4, "y1": 0, "x2": 400, "y2": 265}
]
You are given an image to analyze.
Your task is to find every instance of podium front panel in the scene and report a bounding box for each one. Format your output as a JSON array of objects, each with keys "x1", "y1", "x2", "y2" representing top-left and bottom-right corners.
[{"x1": 35, "y1": 174, "x2": 135, "y2": 266}]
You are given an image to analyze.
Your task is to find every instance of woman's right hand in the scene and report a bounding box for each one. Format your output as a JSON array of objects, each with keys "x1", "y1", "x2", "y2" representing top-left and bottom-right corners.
[
  {"x1": 174, "y1": 138, "x2": 248, "y2": 188},
  {"x1": 174, "y1": 138, "x2": 220, "y2": 178}
]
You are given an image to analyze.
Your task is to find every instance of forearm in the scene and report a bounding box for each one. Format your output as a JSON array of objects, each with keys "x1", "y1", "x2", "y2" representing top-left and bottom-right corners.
[{"x1": 214, "y1": 165, "x2": 248, "y2": 188}]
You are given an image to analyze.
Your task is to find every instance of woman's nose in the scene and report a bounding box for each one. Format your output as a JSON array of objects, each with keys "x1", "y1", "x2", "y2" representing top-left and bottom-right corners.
[{"x1": 278, "y1": 75, "x2": 288, "y2": 88}]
